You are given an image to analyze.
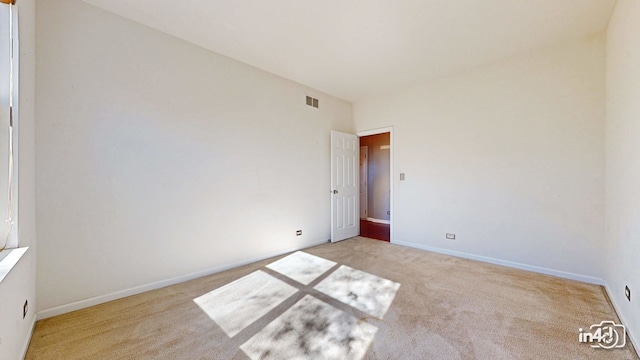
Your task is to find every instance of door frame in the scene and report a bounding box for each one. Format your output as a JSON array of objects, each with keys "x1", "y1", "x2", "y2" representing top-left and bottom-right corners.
[
  {"x1": 359, "y1": 146, "x2": 368, "y2": 220},
  {"x1": 357, "y1": 127, "x2": 394, "y2": 243}
]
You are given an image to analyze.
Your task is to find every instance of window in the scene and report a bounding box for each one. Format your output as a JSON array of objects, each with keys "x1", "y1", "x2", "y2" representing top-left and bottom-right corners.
[{"x1": 0, "y1": 0, "x2": 18, "y2": 250}]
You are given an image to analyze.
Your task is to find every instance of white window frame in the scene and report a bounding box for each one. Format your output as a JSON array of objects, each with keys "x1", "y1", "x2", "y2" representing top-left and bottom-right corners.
[{"x1": 0, "y1": 1, "x2": 19, "y2": 251}]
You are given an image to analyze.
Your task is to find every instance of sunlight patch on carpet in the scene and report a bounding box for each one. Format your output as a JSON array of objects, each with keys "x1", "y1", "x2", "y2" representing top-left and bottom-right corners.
[
  {"x1": 266, "y1": 251, "x2": 337, "y2": 285},
  {"x1": 193, "y1": 270, "x2": 298, "y2": 337},
  {"x1": 240, "y1": 294, "x2": 377, "y2": 360},
  {"x1": 314, "y1": 265, "x2": 400, "y2": 319}
]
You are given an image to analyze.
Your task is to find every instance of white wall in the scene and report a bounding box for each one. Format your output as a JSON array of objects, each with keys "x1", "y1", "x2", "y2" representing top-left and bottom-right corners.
[
  {"x1": 354, "y1": 35, "x2": 606, "y2": 282},
  {"x1": 36, "y1": 0, "x2": 352, "y2": 313},
  {"x1": 604, "y1": 0, "x2": 640, "y2": 349},
  {"x1": 0, "y1": 0, "x2": 37, "y2": 359}
]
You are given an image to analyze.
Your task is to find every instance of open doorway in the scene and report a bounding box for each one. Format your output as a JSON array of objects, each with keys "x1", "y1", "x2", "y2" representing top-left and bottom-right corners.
[{"x1": 358, "y1": 132, "x2": 391, "y2": 242}]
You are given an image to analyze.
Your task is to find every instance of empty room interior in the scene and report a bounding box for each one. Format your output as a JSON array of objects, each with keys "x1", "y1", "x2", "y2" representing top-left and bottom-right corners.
[{"x1": 1, "y1": 0, "x2": 639, "y2": 359}]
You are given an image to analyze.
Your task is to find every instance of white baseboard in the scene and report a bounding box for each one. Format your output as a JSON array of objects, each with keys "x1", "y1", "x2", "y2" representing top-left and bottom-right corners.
[
  {"x1": 393, "y1": 240, "x2": 605, "y2": 285},
  {"x1": 37, "y1": 239, "x2": 329, "y2": 320},
  {"x1": 604, "y1": 285, "x2": 639, "y2": 356},
  {"x1": 20, "y1": 315, "x2": 36, "y2": 360},
  {"x1": 366, "y1": 217, "x2": 390, "y2": 225}
]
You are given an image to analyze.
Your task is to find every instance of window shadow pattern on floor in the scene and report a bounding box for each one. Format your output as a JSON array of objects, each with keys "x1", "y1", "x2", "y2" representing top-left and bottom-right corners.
[{"x1": 194, "y1": 251, "x2": 400, "y2": 360}]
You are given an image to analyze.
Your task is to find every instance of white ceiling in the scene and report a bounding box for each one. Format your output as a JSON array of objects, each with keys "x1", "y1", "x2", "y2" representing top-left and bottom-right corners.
[{"x1": 83, "y1": 0, "x2": 616, "y2": 102}]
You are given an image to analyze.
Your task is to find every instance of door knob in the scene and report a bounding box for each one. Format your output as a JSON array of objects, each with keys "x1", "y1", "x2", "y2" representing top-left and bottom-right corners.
[{"x1": 332, "y1": 190, "x2": 339, "y2": 194}]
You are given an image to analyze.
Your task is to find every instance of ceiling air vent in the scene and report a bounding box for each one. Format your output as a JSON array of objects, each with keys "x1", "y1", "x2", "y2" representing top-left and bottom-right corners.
[{"x1": 306, "y1": 96, "x2": 319, "y2": 108}]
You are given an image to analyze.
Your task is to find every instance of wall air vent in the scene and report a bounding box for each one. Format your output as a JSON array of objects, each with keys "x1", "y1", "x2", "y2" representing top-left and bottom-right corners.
[{"x1": 306, "y1": 96, "x2": 319, "y2": 108}]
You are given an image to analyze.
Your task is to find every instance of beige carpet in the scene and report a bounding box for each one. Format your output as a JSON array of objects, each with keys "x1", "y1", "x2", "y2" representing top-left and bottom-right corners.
[{"x1": 26, "y1": 237, "x2": 638, "y2": 359}]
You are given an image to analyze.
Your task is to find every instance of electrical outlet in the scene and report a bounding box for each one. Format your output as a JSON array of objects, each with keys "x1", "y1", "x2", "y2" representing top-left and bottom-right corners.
[
  {"x1": 446, "y1": 233, "x2": 455, "y2": 240},
  {"x1": 23, "y1": 300, "x2": 28, "y2": 319},
  {"x1": 296, "y1": 230, "x2": 302, "y2": 236},
  {"x1": 625, "y1": 286, "x2": 631, "y2": 302}
]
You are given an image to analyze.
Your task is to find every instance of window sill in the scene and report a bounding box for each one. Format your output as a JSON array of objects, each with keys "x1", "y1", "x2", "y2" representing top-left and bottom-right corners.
[{"x1": 0, "y1": 247, "x2": 28, "y2": 284}]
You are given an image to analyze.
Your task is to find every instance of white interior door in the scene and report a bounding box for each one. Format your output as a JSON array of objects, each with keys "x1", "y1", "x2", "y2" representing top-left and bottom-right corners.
[{"x1": 331, "y1": 131, "x2": 359, "y2": 242}]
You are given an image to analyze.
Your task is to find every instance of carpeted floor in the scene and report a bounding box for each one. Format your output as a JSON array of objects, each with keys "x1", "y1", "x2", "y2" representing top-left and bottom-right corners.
[{"x1": 25, "y1": 237, "x2": 638, "y2": 359}]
